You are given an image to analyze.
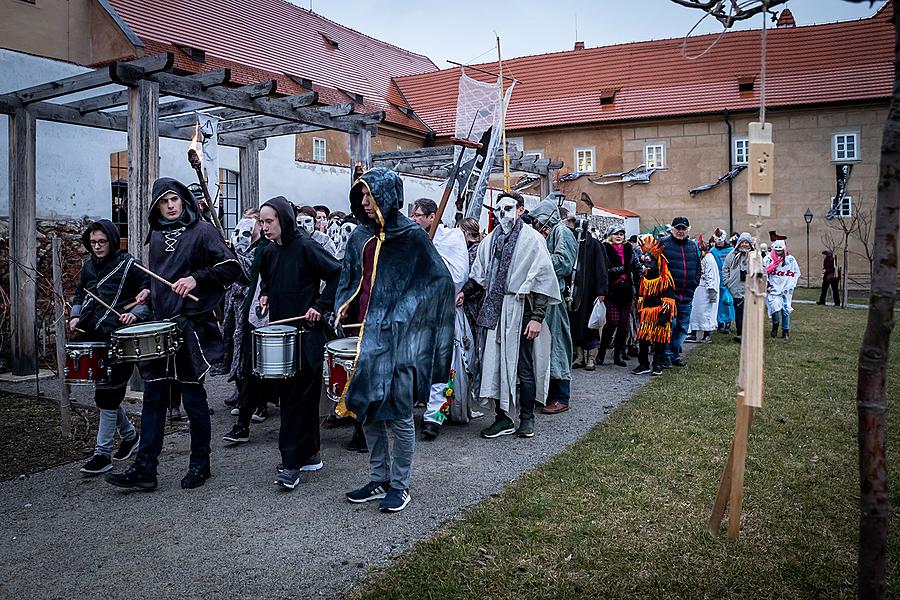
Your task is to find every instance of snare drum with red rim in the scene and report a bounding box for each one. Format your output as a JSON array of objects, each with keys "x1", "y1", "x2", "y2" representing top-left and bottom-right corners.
[
  {"x1": 323, "y1": 337, "x2": 358, "y2": 402},
  {"x1": 64, "y1": 342, "x2": 110, "y2": 385}
]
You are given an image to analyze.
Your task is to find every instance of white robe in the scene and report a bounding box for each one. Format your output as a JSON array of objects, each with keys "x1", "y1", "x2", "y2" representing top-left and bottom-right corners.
[
  {"x1": 689, "y1": 252, "x2": 720, "y2": 333},
  {"x1": 424, "y1": 226, "x2": 474, "y2": 425},
  {"x1": 470, "y1": 224, "x2": 561, "y2": 417},
  {"x1": 763, "y1": 253, "x2": 801, "y2": 315}
]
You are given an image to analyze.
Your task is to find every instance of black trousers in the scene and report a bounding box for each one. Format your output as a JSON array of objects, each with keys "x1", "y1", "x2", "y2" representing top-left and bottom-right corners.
[
  {"x1": 819, "y1": 279, "x2": 840, "y2": 305},
  {"x1": 638, "y1": 340, "x2": 667, "y2": 368},
  {"x1": 236, "y1": 377, "x2": 277, "y2": 428},
  {"x1": 94, "y1": 363, "x2": 134, "y2": 410},
  {"x1": 495, "y1": 334, "x2": 535, "y2": 421},
  {"x1": 277, "y1": 365, "x2": 323, "y2": 470},
  {"x1": 733, "y1": 298, "x2": 745, "y2": 336}
]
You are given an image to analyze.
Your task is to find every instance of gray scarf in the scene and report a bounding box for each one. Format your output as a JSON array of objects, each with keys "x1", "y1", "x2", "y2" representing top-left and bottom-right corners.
[{"x1": 476, "y1": 218, "x2": 523, "y2": 329}]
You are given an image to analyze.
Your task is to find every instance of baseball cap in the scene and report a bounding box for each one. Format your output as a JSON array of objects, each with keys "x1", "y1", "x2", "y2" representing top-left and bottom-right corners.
[{"x1": 671, "y1": 216, "x2": 690, "y2": 229}]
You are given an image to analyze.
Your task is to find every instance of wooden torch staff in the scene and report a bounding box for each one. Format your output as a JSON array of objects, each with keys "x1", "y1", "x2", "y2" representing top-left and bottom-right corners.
[
  {"x1": 428, "y1": 136, "x2": 483, "y2": 240},
  {"x1": 133, "y1": 263, "x2": 201, "y2": 302}
]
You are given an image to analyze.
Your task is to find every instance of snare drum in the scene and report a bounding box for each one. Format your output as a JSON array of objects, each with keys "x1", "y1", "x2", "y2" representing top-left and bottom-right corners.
[
  {"x1": 110, "y1": 321, "x2": 181, "y2": 363},
  {"x1": 64, "y1": 342, "x2": 109, "y2": 385},
  {"x1": 252, "y1": 325, "x2": 299, "y2": 379},
  {"x1": 323, "y1": 337, "x2": 358, "y2": 402}
]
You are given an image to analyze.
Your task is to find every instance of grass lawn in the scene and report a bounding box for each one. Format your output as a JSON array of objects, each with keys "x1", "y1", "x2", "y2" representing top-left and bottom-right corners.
[{"x1": 357, "y1": 303, "x2": 899, "y2": 599}]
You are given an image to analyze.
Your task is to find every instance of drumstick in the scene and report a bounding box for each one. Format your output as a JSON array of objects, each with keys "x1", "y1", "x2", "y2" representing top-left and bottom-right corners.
[
  {"x1": 340, "y1": 323, "x2": 363, "y2": 329},
  {"x1": 268, "y1": 315, "x2": 307, "y2": 326},
  {"x1": 133, "y1": 263, "x2": 201, "y2": 302},
  {"x1": 84, "y1": 289, "x2": 123, "y2": 318},
  {"x1": 123, "y1": 300, "x2": 139, "y2": 311}
]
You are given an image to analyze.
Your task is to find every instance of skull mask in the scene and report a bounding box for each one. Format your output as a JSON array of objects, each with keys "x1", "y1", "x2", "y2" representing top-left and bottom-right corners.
[
  {"x1": 297, "y1": 214, "x2": 315, "y2": 234},
  {"x1": 231, "y1": 217, "x2": 256, "y2": 253},
  {"x1": 327, "y1": 218, "x2": 343, "y2": 248},
  {"x1": 334, "y1": 222, "x2": 357, "y2": 260},
  {"x1": 494, "y1": 197, "x2": 519, "y2": 234}
]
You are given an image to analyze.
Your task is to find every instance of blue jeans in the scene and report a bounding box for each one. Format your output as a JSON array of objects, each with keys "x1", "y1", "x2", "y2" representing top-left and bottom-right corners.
[
  {"x1": 549, "y1": 378, "x2": 571, "y2": 407},
  {"x1": 666, "y1": 300, "x2": 693, "y2": 361},
  {"x1": 135, "y1": 381, "x2": 210, "y2": 473},
  {"x1": 363, "y1": 415, "x2": 415, "y2": 491},
  {"x1": 772, "y1": 308, "x2": 792, "y2": 331},
  {"x1": 94, "y1": 407, "x2": 137, "y2": 457}
]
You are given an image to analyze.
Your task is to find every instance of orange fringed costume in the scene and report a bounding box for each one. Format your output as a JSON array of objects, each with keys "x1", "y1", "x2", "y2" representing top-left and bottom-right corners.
[{"x1": 636, "y1": 235, "x2": 677, "y2": 344}]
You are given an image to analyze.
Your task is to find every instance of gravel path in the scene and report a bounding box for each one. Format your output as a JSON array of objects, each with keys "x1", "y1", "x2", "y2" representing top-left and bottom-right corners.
[{"x1": 0, "y1": 359, "x2": 657, "y2": 600}]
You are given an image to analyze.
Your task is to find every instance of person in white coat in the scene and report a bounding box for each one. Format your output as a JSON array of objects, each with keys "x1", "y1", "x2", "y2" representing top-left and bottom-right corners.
[
  {"x1": 763, "y1": 239, "x2": 801, "y2": 339},
  {"x1": 687, "y1": 241, "x2": 720, "y2": 342},
  {"x1": 410, "y1": 199, "x2": 474, "y2": 440}
]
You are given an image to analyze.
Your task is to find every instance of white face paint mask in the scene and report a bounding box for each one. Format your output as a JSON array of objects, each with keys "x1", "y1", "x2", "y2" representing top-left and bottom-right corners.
[
  {"x1": 327, "y1": 219, "x2": 343, "y2": 247},
  {"x1": 297, "y1": 215, "x2": 314, "y2": 234},
  {"x1": 495, "y1": 198, "x2": 518, "y2": 234},
  {"x1": 231, "y1": 217, "x2": 255, "y2": 253}
]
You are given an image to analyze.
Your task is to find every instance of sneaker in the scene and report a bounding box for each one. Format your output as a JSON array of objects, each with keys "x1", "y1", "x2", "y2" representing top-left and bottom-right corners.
[
  {"x1": 275, "y1": 468, "x2": 302, "y2": 490},
  {"x1": 734, "y1": 335, "x2": 742, "y2": 343},
  {"x1": 223, "y1": 425, "x2": 250, "y2": 444},
  {"x1": 347, "y1": 480, "x2": 390, "y2": 503},
  {"x1": 684, "y1": 334, "x2": 699, "y2": 344},
  {"x1": 480, "y1": 416, "x2": 516, "y2": 439},
  {"x1": 670, "y1": 357, "x2": 686, "y2": 367},
  {"x1": 181, "y1": 465, "x2": 211, "y2": 489},
  {"x1": 300, "y1": 453, "x2": 323, "y2": 472},
  {"x1": 80, "y1": 454, "x2": 112, "y2": 475},
  {"x1": 112, "y1": 435, "x2": 140, "y2": 461},
  {"x1": 631, "y1": 364, "x2": 652, "y2": 375},
  {"x1": 379, "y1": 487, "x2": 411, "y2": 513},
  {"x1": 229, "y1": 408, "x2": 240, "y2": 416},
  {"x1": 347, "y1": 431, "x2": 368, "y2": 453},
  {"x1": 105, "y1": 465, "x2": 157, "y2": 491},
  {"x1": 781, "y1": 330, "x2": 790, "y2": 340},
  {"x1": 771, "y1": 325, "x2": 779, "y2": 338},
  {"x1": 651, "y1": 365, "x2": 665, "y2": 376},
  {"x1": 420, "y1": 421, "x2": 440, "y2": 441},
  {"x1": 516, "y1": 418, "x2": 535, "y2": 438},
  {"x1": 251, "y1": 407, "x2": 267, "y2": 423}
]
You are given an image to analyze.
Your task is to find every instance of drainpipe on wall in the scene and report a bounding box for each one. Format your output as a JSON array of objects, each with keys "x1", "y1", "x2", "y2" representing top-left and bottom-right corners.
[{"x1": 723, "y1": 110, "x2": 734, "y2": 234}]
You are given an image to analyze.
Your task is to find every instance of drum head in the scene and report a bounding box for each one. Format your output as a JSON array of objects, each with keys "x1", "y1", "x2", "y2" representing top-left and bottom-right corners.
[
  {"x1": 326, "y1": 337, "x2": 358, "y2": 355},
  {"x1": 67, "y1": 342, "x2": 106, "y2": 348},
  {"x1": 115, "y1": 321, "x2": 174, "y2": 335},
  {"x1": 257, "y1": 325, "x2": 298, "y2": 335}
]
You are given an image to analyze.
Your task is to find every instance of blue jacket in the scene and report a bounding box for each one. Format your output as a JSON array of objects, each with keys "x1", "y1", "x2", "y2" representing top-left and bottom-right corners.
[{"x1": 660, "y1": 234, "x2": 701, "y2": 303}]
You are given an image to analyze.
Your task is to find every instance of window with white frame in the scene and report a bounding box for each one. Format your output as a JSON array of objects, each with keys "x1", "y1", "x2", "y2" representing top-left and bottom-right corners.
[
  {"x1": 575, "y1": 148, "x2": 594, "y2": 173},
  {"x1": 312, "y1": 137, "x2": 327, "y2": 162},
  {"x1": 832, "y1": 132, "x2": 859, "y2": 162},
  {"x1": 218, "y1": 169, "x2": 240, "y2": 232},
  {"x1": 832, "y1": 195, "x2": 853, "y2": 218},
  {"x1": 645, "y1": 143, "x2": 666, "y2": 169},
  {"x1": 733, "y1": 137, "x2": 749, "y2": 165}
]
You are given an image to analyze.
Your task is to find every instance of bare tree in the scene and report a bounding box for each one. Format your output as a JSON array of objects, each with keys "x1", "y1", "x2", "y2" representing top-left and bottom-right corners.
[
  {"x1": 826, "y1": 205, "x2": 861, "y2": 306},
  {"x1": 669, "y1": 3, "x2": 896, "y2": 599},
  {"x1": 852, "y1": 197, "x2": 876, "y2": 285}
]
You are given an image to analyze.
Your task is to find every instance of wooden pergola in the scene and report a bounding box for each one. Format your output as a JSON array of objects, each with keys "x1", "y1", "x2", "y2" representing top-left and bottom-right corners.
[
  {"x1": 1, "y1": 52, "x2": 382, "y2": 375},
  {"x1": 372, "y1": 146, "x2": 564, "y2": 198}
]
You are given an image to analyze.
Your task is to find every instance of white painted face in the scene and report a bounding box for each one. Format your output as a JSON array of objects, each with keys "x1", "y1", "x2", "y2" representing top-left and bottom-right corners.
[
  {"x1": 495, "y1": 197, "x2": 518, "y2": 234},
  {"x1": 334, "y1": 221, "x2": 357, "y2": 260},
  {"x1": 297, "y1": 215, "x2": 315, "y2": 234},
  {"x1": 327, "y1": 219, "x2": 343, "y2": 247},
  {"x1": 231, "y1": 217, "x2": 256, "y2": 253}
]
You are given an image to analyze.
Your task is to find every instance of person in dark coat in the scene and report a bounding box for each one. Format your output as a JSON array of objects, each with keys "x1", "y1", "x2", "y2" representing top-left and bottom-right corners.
[
  {"x1": 106, "y1": 177, "x2": 240, "y2": 492},
  {"x1": 256, "y1": 196, "x2": 341, "y2": 490},
  {"x1": 69, "y1": 220, "x2": 150, "y2": 475},
  {"x1": 659, "y1": 216, "x2": 701, "y2": 367},
  {"x1": 568, "y1": 220, "x2": 609, "y2": 371},
  {"x1": 339, "y1": 168, "x2": 454, "y2": 513},
  {"x1": 599, "y1": 224, "x2": 641, "y2": 367},
  {"x1": 817, "y1": 250, "x2": 841, "y2": 306}
]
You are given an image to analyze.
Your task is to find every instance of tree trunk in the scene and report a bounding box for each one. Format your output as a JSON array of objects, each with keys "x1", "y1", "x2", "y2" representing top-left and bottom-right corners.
[{"x1": 857, "y1": 7, "x2": 899, "y2": 600}]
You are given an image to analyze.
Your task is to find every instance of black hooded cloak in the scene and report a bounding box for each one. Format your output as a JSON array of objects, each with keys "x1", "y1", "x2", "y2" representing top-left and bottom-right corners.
[
  {"x1": 258, "y1": 195, "x2": 341, "y2": 367},
  {"x1": 71, "y1": 219, "x2": 150, "y2": 337},
  {"x1": 335, "y1": 168, "x2": 454, "y2": 423},
  {"x1": 140, "y1": 177, "x2": 241, "y2": 383}
]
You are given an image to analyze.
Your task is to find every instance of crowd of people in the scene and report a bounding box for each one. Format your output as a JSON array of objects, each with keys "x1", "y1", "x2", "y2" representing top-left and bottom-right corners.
[{"x1": 67, "y1": 167, "x2": 807, "y2": 512}]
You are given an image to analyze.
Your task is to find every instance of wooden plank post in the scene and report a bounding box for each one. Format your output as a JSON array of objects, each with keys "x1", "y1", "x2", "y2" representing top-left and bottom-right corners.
[
  {"x1": 8, "y1": 107, "x2": 37, "y2": 375},
  {"x1": 349, "y1": 127, "x2": 372, "y2": 184},
  {"x1": 50, "y1": 236, "x2": 72, "y2": 438},
  {"x1": 239, "y1": 139, "x2": 262, "y2": 210},
  {"x1": 126, "y1": 80, "x2": 159, "y2": 394}
]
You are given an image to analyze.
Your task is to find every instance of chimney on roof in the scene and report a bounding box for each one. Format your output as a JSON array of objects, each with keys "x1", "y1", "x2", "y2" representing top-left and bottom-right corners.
[
  {"x1": 777, "y1": 8, "x2": 796, "y2": 28},
  {"x1": 574, "y1": 41, "x2": 585, "y2": 51}
]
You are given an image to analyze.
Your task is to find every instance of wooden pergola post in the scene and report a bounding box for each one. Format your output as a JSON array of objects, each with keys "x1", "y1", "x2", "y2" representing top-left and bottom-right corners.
[
  {"x1": 239, "y1": 139, "x2": 262, "y2": 209},
  {"x1": 8, "y1": 107, "x2": 37, "y2": 375},
  {"x1": 349, "y1": 127, "x2": 372, "y2": 183}
]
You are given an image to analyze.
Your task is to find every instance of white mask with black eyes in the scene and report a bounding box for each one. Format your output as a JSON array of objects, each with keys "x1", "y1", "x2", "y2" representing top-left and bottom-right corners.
[
  {"x1": 495, "y1": 197, "x2": 518, "y2": 234},
  {"x1": 231, "y1": 217, "x2": 255, "y2": 253},
  {"x1": 327, "y1": 219, "x2": 343, "y2": 246},
  {"x1": 297, "y1": 215, "x2": 314, "y2": 234}
]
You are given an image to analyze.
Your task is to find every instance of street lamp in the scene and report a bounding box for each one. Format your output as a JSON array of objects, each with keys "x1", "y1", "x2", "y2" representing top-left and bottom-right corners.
[{"x1": 804, "y1": 208, "x2": 813, "y2": 288}]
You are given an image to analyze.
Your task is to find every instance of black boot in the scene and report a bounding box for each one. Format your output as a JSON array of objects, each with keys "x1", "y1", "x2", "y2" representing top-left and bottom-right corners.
[
  {"x1": 105, "y1": 464, "x2": 157, "y2": 491},
  {"x1": 613, "y1": 329, "x2": 628, "y2": 366},
  {"x1": 771, "y1": 324, "x2": 779, "y2": 338},
  {"x1": 181, "y1": 465, "x2": 211, "y2": 489},
  {"x1": 613, "y1": 347, "x2": 628, "y2": 367},
  {"x1": 596, "y1": 344, "x2": 608, "y2": 366}
]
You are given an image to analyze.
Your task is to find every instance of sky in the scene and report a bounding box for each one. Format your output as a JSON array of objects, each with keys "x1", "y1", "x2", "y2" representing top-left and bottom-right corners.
[{"x1": 295, "y1": 0, "x2": 886, "y2": 68}]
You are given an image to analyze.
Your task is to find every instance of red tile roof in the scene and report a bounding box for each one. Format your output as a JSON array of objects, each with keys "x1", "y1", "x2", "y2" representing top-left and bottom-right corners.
[
  {"x1": 105, "y1": 0, "x2": 437, "y2": 132},
  {"x1": 392, "y1": 2, "x2": 894, "y2": 135}
]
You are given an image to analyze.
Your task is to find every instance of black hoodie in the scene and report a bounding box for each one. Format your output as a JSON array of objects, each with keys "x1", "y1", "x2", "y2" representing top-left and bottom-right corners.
[
  {"x1": 146, "y1": 177, "x2": 240, "y2": 318},
  {"x1": 71, "y1": 219, "x2": 150, "y2": 336}
]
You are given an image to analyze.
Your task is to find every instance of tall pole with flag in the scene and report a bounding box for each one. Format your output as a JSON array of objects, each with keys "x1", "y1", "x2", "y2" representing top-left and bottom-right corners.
[{"x1": 497, "y1": 34, "x2": 510, "y2": 192}]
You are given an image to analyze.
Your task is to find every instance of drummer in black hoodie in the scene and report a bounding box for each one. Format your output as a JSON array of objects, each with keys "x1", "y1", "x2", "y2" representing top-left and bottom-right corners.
[
  {"x1": 69, "y1": 220, "x2": 150, "y2": 475},
  {"x1": 257, "y1": 196, "x2": 341, "y2": 490},
  {"x1": 106, "y1": 178, "x2": 240, "y2": 491}
]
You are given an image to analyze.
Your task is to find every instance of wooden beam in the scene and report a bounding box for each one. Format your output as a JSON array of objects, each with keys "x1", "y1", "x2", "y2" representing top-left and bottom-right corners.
[
  {"x1": 65, "y1": 89, "x2": 130, "y2": 114},
  {"x1": 189, "y1": 68, "x2": 231, "y2": 89},
  {"x1": 8, "y1": 108, "x2": 37, "y2": 375},
  {"x1": 373, "y1": 146, "x2": 452, "y2": 161},
  {"x1": 317, "y1": 103, "x2": 354, "y2": 118},
  {"x1": 157, "y1": 99, "x2": 214, "y2": 117},
  {"x1": 256, "y1": 91, "x2": 318, "y2": 111},
  {"x1": 0, "y1": 94, "x2": 23, "y2": 115},
  {"x1": 238, "y1": 79, "x2": 278, "y2": 98},
  {"x1": 336, "y1": 110, "x2": 385, "y2": 126},
  {"x1": 165, "y1": 107, "x2": 255, "y2": 128},
  {"x1": 349, "y1": 127, "x2": 373, "y2": 183},
  {"x1": 127, "y1": 80, "x2": 158, "y2": 266},
  {"x1": 239, "y1": 141, "x2": 261, "y2": 210},
  {"x1": 247, "y1": 122, "x2": 326, "y2": 139},
  {"x1": 218, "y1": 115, "x2": 293, "y2": 134}
]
